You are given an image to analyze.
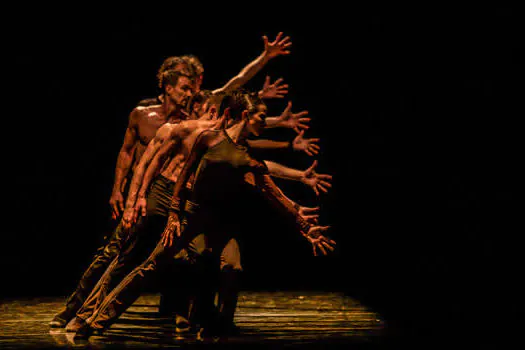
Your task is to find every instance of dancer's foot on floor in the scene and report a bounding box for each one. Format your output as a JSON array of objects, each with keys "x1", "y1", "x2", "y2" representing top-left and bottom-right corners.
[
  {"x1": 65, "y1": 316, "x2": 87, "y2": 332},
  {"x1": 73, "y1": 322, "x2": 95, "y2": 339},
  {"x1": 49, "y1": 315, "x2": 68, "y2": 328}
]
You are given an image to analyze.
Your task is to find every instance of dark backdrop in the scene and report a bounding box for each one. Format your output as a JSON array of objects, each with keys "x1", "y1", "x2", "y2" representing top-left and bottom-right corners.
[{"x1": 2, "y1": 4, "x2": 522, "y2": 343}]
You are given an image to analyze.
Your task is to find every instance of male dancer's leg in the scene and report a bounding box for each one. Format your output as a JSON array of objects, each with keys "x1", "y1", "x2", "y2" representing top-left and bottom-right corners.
[
  {"x1": 50, "y1": 212, "x2": 128, "y2": 327},
  {"x1": 68, "y1": 175, "x2": 174, "y2": 328},
  {"x1": 75, "y1": 222, "x2": 202, "y2": 337},
  {"x1": 50, "y1": 182, "x2": 133, "y2": 327},
  {"x1": 159, "y1": 237, "x2": 203, "y2": 333}
]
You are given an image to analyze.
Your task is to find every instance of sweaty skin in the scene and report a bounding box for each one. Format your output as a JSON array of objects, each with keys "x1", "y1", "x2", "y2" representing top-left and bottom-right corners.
[
  {"x1": 109, "y1": 75, "x2": 193, "y2": 219},
  {"x1": 123, "y1": 117, "x2": 223, "y2": 227}
]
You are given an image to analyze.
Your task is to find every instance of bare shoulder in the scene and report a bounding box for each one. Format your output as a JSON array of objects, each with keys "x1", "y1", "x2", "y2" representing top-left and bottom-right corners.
[
  {"x1": 176, "y1": 119, "x2": 206, "y2": 136},
  {"x1": 133, "y1": 105, "x2": 162, "y2": 119},
  {"x1": 195, "y1": 127, "x2": 221, "y2": 143},
  {"x1": 156, "y1": 123, "x2": 176, "y2": 139}
]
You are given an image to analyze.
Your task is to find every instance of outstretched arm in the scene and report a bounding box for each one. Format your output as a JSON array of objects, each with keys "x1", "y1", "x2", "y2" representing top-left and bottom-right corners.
[
  {"x1": 109, "y1": 109, "x2": 139, "y2": 220},
  {"x1": 265, "y1": 101, "x2": 310, "y2": 133},
  {"x1": 251, "y1": 168, "x2": 336, "y2": 256},
  {"x1": 258, "y1": 76, "x2": 289, "y2": 100},
  {"x1": 264, "y1": 160, "x2": 333, "y2": 196},
  {"x1": 212, "y1": 32, "x2": 292, "y2": 95},
  {"x1": 246, "y1": 131, "x2": 320, "y2": 156},
  {"x1": 263, "y1": 175, "x2": 321, "y2": 225}
]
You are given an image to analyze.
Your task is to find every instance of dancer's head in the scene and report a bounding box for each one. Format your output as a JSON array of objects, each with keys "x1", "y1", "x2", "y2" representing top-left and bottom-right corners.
[
  {"x1": 156, "y1": 56, "x2": 192, "y2": 89},
  {"x1": 181, "y1": 55, "x2": 204, "y2": 92},
  {"x1": 159, "y1": 70, "x2": 194, "y2": 109},
  {"x1": 219, "y1": 90, "x2": 267, "y2": 136}
]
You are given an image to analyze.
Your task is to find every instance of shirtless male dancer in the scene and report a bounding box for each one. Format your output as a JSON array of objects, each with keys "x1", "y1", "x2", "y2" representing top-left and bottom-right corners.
[
  {"x1": 51, "y1": 32, "x2": 299, "y2": 329},
  {"x1": 74, "y1": 91, "x2": 335, "y2": 339}
]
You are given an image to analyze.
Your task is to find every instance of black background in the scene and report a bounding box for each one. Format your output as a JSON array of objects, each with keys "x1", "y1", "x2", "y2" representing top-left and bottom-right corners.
[{"x1": 2, "y1": 4, "x2": 523, "y2": 344}]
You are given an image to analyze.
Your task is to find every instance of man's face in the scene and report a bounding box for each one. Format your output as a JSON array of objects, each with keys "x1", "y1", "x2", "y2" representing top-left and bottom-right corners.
[
  {"x1": 247, "y1": 104, "x2": 268, "y2": 137},
  {"x1": 167, "y1": 76, "x2": 193, "y2": 108}
]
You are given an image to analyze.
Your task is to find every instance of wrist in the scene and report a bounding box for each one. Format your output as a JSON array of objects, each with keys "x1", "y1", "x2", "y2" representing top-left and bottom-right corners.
[
  {"x1": 299, "y1": 172, "x2": 308, "y2": 183},
  {"x1": 170, "y1": 196, "x2": 182, "y2": 212},
  {"x1": 111, "y1": 185, "x2": 122, "y2": 195},
  {"x1": 261, "y1": 51, "x2": 272, "y2": 62}
]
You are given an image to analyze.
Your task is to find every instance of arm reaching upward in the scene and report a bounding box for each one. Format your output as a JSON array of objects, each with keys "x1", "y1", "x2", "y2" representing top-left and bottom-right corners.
[
  {"x1": 212, "y1": 32, "x2": 292, "y2": 95},
  {"x1": 109, "y1": 109, "x2": 139, "y2": 220}
]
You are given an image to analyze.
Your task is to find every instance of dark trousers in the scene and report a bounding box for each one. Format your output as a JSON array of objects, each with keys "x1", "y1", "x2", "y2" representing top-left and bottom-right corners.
[
  {"x1": 55, "y1": 174, "x2": 134, "y2": 321},
  {"x1": 73, "y1": 175, "x2": 178, "y2": 321},
  {"x1": 86, "y1": 209, "x2": 242, "y2": 330}
]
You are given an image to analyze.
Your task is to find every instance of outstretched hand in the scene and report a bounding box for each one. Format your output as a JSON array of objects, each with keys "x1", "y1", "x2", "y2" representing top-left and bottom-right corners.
[
  {"x1": 298, "y1": 205, "x2": 320, "y2": 224},
  {"x1": 259, "y1": 76, "x2": 289, "y2": 99},
  {"x1": 279, "y1": 101, "x2": 310, "y2": 133},
  {"x1": 292, "y1": 130, "x2": 320, "y2": 156},
  {"x1": 263, "y1": 32, "x2": 292, "y2": 58},
  {"x1": 302, "y1": 160, "x2": 333, "y2": 196},
  {"x1": 305, "y1": 225, "x2": 336, "y2": 256}
]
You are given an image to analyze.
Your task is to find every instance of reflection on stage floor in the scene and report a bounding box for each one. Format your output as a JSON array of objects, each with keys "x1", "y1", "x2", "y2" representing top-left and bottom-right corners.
[{"x1": 1, "y1": 291, "x2": 385, "y2": 348}]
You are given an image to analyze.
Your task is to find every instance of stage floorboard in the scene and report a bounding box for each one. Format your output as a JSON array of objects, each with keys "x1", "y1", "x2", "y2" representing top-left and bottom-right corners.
[{"x1": 0, "y1": 291, "x2": 385, "y2": 348}]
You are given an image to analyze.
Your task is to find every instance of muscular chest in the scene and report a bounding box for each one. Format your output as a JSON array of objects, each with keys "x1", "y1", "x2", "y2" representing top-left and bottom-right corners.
[{"x1": 137, "y1": 112, "x2": 167, "y2": 145}]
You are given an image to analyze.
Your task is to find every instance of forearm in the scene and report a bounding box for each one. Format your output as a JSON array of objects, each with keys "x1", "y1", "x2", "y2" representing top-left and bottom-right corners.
[
  {"x1": 268, "y1": 176, "x2": 299, "y2": 209},
  {"x1": 112, "y1": 149, "x2": 134, "y2": 194},
  {"x1": 255, "y1": 173, "x2": 310, "y2": 235},
  {"x1": 265, "y1": 160, "x2": 304, "y2": 182},
  {"x1": 125, "y1": 140, "x2": 169, "y2": 208},
  {"x1": 125, "y1": 166, "x2": 146, "y2": 209},
  {"x1": 246, "y1": 139, "x2": 289, "y2": 151},
  {"x1": 137, "y1": 153, "x2": 166, "y2": 200},
  {"x1": 263, "y1": 116, "x2": 284, "y2": 128},
  {"x1": 212, "y1": 52, "x2": 270, "y2": 94}
]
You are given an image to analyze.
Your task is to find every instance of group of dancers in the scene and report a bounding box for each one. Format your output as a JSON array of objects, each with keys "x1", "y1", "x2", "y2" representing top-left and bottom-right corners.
[{"x1": 49, "y1": 32, "x2": 336, "y2": 340}]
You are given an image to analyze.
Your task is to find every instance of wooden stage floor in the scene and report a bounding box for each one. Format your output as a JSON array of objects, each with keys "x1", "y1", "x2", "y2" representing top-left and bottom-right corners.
[{"x1": 0, "y1": 291, "x2": 386, "y2": 348}]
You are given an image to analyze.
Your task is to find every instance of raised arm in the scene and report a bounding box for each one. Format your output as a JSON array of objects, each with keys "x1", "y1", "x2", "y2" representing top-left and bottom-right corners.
[
  {"x1": 109, "y1": 109, "x2": 139, "y2": 220},
  {"x1": 264, "y1": 160, "x2": 333, "y2": 196},
  {"x1": 212, "y1": 32, "x2": 292, "y2": 95}
]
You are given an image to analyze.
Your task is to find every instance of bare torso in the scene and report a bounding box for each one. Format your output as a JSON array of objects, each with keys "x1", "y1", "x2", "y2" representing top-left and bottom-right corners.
[
  {"x1": 158, "y1": 119, "x2": 219, "y2": 184},
  {"x1": 132, "y1": 105, "x2": 185, "y2": 172}
]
